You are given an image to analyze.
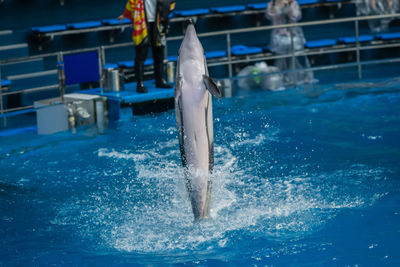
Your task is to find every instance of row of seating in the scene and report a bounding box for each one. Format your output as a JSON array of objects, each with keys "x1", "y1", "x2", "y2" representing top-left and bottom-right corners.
[
  {"x1": 31, "y1": 0, "x2": 349, "y2": 35},
  {"x1": 105, "y1": 45, "x2": 265, "y2": 70},
  {"x1": 304, "y1": 31, "x2": 400, "y2": 48},
  {"x1": 31, "y1": 19, "x2": 131, "y2": 34},
  {"x1": 105, "y1": 31, "x2": 400, "y2": 70},
  {"x1": 1, "y1": 79, "x2": 11, "y2": 88}
]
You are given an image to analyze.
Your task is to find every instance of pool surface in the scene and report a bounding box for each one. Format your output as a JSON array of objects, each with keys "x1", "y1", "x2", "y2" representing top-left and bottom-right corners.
[{"x1": 1, "y1": 78, "x2": 399, "y2": 265}]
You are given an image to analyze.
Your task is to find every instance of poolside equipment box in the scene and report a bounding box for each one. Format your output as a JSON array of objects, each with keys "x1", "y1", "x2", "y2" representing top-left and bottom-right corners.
[{"x1": 34, "y1": 93, "x2": 105, "y2": 135}]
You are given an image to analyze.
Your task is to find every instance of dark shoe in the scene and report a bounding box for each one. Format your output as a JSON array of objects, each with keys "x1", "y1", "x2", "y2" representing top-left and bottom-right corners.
[
  {"x1": 156, "y1": 79, "x2": 173, "y2": 89},
  {"x1": 136, "y1": 83, "x2": 147, "y2": 93}
]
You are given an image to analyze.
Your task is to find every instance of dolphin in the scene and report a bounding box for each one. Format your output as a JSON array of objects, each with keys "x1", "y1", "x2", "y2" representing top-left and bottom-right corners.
[{"x1": 175, "y1": 21, "x2": 222, "y2": 221}]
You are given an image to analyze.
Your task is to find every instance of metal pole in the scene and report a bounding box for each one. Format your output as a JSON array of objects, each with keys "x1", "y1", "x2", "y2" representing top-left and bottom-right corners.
[
  {"x1": 226, "y1": 33, "x2": 235, "y2": 96},
  {"x1": 164, "y1": 42, "x2": 168, "y2": 62},
  {"x1": 226, "y1": 33, "x2": 233, "y2": 79},
  {"x1": 164, "y1": 42, "x2": 168, "y2": 81},
  {"x1": 355, "y1": 20, "x2": 362, "y2": 79},
  {"x1": 57, "y1": 52, "x2": 66, "y2": 103},
  {"x1": 0, "y1": 66, "x2": 5, "y2": 128},
  {"x1": 290, "y1": 30, "x2": 297, "y2": 84},
  {"x1": 98, "y1": 46, "x2": 106, "y2": 92},
  {"x1": 226, "y1": 33, "x2": 233, "y2": 85}
]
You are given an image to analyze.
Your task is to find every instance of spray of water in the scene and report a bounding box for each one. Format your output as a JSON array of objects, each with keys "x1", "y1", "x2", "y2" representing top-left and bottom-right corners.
[{"x1": 50, "y1": 126, "x2": 387, "y2": 254}]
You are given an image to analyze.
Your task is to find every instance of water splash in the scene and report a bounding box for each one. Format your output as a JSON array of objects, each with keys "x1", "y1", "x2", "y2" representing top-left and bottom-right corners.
[{"x1": 51, "y1": 134, "x2": 388, "y2": 254}]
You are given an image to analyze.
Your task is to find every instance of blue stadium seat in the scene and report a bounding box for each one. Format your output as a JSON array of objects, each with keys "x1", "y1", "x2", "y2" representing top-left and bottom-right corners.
[
  {"x1": 167, "y1": 55, "x2": 178, "y2": 62},
  {"x1": 166, "y1": 51, "x2": 226, "y2": 62},
  {"x1": 105, "y1": 63, "x2": 119, "y2": 70},
  {"x1": 174, "y1": 8, "x2": 210, "y2": 17},
  {"x1": 117, "y1": 59, "x2": 154, "y2": 68},
  {"x1": 210, "y1": 5, "x2": 247, "y2": 14},
  {"x1": 338, "y1": 35, "x2": 374, "y2": 44},
  {"x1": 1, "y1": 79, "x2": 11, "y2": 88},
  {"x1": 298, "y1": 0, "x2": 319, "y2": 5},
  {"x1": 101, "y1": 18, "x2": 131, "y2": 26},
  {"x1": 324, "y1": 0, "x2": 345, "y2": 2},
  {"x1": 231, "y1": 45, "x2": 263, "y2": 56},
  {"x1": 305, "y1": 39, "x2": 337, "y2": 48},
  {"x1": 144, "y1": 59, "x2": 154, "y2": 66},
  {"x1": 205, "y1": 50, "x2": 227, "y2": 59},
  {"x1": 263, "y1": 46, "x2": 271, "y2": 52},
  {"x1": 66, "y1": 21, "x2": 102, "y2": 30},
  {"x1": 247, "y1": 3, "x2": 268, "y2": 10},
  {"x1": 117, "y1": 61, "x2": 134, "y2": 68},
  {"x1": 31, "y1": 25, "x2": 67, "y2": 33},
  {"x1": 375, "y1": 32, "x2": 400, "y2": 40}
]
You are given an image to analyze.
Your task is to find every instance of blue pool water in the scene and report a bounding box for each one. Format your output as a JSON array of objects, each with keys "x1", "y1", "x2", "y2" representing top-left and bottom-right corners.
[{"x1": 0, "y1": 78, "x2": 399, "y2": 266}]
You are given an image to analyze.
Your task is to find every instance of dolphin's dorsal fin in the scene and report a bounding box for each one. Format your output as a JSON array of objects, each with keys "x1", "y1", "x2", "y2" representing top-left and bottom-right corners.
[{"x1": 202, "y1": 75, "x2": 222, "y2": 99}]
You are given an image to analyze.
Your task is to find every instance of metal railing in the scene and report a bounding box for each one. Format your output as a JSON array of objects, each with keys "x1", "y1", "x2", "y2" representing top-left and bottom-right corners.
[
  {"x1": 0, "y1": 46, "x2": 104, "y2": 127},
  {"x1": 1, "y1": 13, "x2": 400, "y2": 125},
  {"x1": 166, "y1": 13, "x2": 400, "y2": 80}
]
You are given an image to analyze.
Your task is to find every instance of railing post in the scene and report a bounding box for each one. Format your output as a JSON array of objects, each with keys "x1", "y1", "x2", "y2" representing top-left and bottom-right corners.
[
  {"x1": 226, "y1": 33, "x2": 233, "y2": 90},
  {"x1": 57, "y1": 52, "x2": 66, "y2": 103},
  {"x1": 164, "y1": 42, "x2": 168, "y2": 62},
  {"x1": 98, "y1": 46, "x2": 106, "y2": 92},
  {"x1": 290, "y1": 30, "x2": 297, "y2": 85},
  {"x1": 164, "y1": 42, "x2": 168, "y2": 81},
  {"x1": 0, "y1": 65, "x2": 5, "y2": 128},
  {"x1": 355, "y1": 20, "x2": 362, "y2": 79}
]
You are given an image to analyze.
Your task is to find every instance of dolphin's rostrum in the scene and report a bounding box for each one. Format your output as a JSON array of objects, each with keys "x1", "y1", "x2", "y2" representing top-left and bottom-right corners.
[{"x1": 175, "y1": 21, "x2": 222, "y2": 221}]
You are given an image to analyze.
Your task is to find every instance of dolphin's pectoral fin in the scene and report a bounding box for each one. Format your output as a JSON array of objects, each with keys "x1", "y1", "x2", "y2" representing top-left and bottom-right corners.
[{"x1": 202, "y1": 75, "x2": 222, "y2": 99}]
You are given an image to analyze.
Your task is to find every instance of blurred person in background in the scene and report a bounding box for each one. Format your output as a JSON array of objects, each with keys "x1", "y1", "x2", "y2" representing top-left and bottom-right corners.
[
  {"x1": 119, "y1": 0, "x2": 175, "y2": 93},
  {"x1": 266, "y1": 0, "x2": 314, "y2": 85},
  {"x1": 356, "y1": 0, "x2": 399, "y2": 32}
]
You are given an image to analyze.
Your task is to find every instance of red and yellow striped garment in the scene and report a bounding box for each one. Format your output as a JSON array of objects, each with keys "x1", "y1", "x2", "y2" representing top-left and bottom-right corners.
[{"x1": 123, "y1": 0, "x2": 148, "y2": 46}]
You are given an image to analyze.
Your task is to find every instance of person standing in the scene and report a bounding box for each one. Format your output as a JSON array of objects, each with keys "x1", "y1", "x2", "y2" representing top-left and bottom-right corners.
[
  {"x1": 119, "y1": 0, "x2": 175, "y2": 93},
  {"x1": 356, "y1": 0, "x2": 399, "y2": 32},
  {"x1": 266, "y1": 0, "x2": 314, "y2": 85}
]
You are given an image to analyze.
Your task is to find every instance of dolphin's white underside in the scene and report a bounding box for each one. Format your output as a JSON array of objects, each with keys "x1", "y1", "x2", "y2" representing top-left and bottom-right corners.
[{"x1": 175, "y1": 24, "x2": 214, "y2": 220}]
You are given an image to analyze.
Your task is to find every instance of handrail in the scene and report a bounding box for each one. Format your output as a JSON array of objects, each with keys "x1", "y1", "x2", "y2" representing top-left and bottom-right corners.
[
  {"x1": 0, "y1": 46, "x2": 102, "y2": 65},
  {"x1": 44, "y1": 24, "x2": 132, "y2": 38},
  {"x1": 1, "y1": 84, "x2": 59, "y2": 96}
]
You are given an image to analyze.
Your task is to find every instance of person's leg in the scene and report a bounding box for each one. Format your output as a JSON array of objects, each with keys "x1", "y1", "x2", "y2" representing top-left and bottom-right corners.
[
  {"x1": 149, "y1": 23, "x2": 172, "y2": 88},
  {"x1": 153, "y1": 46, "x2": 172, "y2": 88},
  {"x1": 135, "y1": 40, "x2": 149, "y2": 93}
]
